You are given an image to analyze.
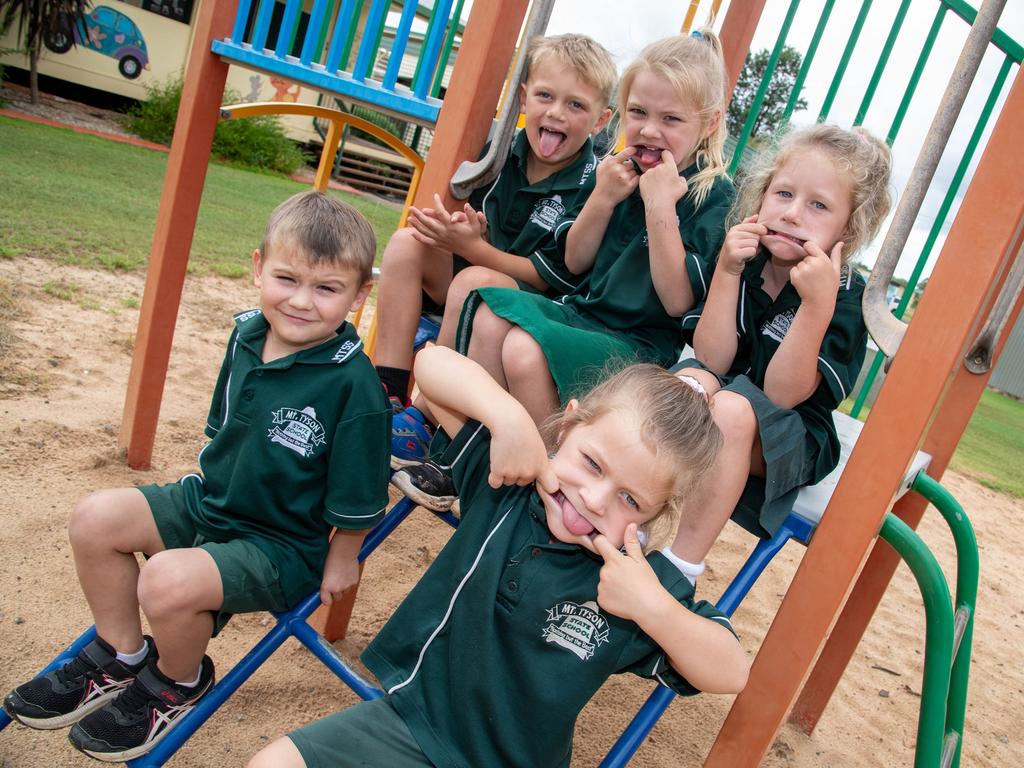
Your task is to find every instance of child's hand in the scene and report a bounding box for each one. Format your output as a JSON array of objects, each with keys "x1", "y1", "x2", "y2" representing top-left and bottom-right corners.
[
  {"x1": 594, "y1": 147, "x2": 641, "y2": 206},
  {"x1": 408, "y1": 194, "x2": 486, "y2": 254},
  {"x1": 791, "y1": 240, "x2": 843, "y2": 310},
  {"x1": 319, "y1": 554, "x2": 360, "y2": 606},
  {"x1": 488, "y1": 408, "x2": 558, "y2": 492},
  {"x1": 638, "y1": 150, "x2": 687, "y2": 209},
  {"x1": 593, "y1": 524, "x2": 663, "y2": 623},
  {"x1": 720, "y1": 215, "x2": 767, "y2": 275}
]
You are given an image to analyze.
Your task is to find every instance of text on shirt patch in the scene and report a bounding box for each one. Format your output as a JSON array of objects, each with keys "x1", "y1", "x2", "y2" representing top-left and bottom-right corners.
[
  {"x1": 542, "y1": 600, "x2": 609, "y2": 661},
  {"x1": 761, "y1": 308, "x2": 797, "y2": 343},
  {"x1": 235, "y1": 309, "x2": 261, "y2": 323},
  {"x1": 579, "y1": 161, "x2": 596, "y2": 186},
  {"x1": 332, "y1": 339, "x2": 357, "y2": 362},
  {"x1": 529, "y1": 195, "x2": 566, "y2": 231},
  {"x1": 268, "y1": 406, "x2": 326, "y2": 457}
]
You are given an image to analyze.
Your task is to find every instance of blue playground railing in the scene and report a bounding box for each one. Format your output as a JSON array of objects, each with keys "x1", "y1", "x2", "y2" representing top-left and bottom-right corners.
[{"x1": 212, "y1": 0, "x2": 458, "y2": 125}]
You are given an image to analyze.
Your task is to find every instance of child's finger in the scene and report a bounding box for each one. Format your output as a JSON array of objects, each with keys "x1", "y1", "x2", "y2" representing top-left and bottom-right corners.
[
  {"x1": 830, "y1": 241, "x2": 845, "y2": 269},
  {"x1": 660, "y1": 149, "x2": 676, "y2": 167},
  {"x1": 616, "y1": 145, "x2": 638, "y2": 158},
  {"x1": 537, "y1": 465, "x2": 559, "y2": 495},
  {"x1": 591, "y1": 533, "x2": 620, "y2": 562},
  {"x1": 742, "y1": 214, "x2": 759, "y2": 224},
  {"x1": 622, "y1": 523, "x2": 644, "y2": 560},
  {"x1": 432, "y1": 193, "x2": 451, "y2": 219},
  {"x1": 319, "y1": 586, "x2": 333, "y2": 606}
]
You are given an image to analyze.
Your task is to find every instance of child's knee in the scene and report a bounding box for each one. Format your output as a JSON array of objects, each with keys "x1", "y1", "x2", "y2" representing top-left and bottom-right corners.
[
  {"x1": 247, "y1": 736, "x2": 306, "y2": 768},
  {"x1": 68, "y1": 490, "x2": 127, "y2": 550},
  {"x1": 137, "y1": 550, "x2": 211, "y2": 618},
  {"x1": 711, "y1": 391, "x2": 758, "y2": 441},
  {"x1": 502, "y1": 329, "x2": 545, "y2": 378},
  {"x1": 380, "y1": 227, "x2": 424, "y2": 272}
]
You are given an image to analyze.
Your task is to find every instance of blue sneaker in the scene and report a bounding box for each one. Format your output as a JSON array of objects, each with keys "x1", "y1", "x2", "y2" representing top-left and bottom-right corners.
[{"x1": 391, "y1": 406, "x2": 433, "y2": 469}]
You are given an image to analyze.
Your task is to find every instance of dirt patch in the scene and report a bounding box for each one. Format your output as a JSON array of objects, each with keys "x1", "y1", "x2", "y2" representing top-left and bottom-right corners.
[{"x1": 0, "y1": 255, "x2": 1021, "y2": 767}]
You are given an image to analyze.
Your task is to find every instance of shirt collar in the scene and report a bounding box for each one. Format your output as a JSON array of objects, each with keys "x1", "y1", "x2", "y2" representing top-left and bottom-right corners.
[{"x1": 233, "y1": 309, "x2": 364, "y2": 366}]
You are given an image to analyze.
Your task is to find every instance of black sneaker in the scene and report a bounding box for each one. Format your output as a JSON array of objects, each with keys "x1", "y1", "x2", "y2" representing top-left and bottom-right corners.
[
  {"x1": 3, "y1": 636, "x2": 156, "y2": 730},
  {"x1": 68, "y1": 656, "x2": 215, "y2": 762},
  {"x1": 391, "y1": 459, "x2": 458, "y2": 511}
]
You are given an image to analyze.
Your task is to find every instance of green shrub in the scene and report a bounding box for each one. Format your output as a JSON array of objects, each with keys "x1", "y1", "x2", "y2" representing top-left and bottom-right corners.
[{"x1": 125, "y1": 74, "x2": 308, "y2": 175}]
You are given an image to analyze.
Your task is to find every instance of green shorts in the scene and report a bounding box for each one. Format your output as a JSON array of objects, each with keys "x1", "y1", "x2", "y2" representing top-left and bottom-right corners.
[
  {"x1": 139, "y1": 478, "x2": 289, "y2": 633},
  {"x1": 289, "y1": 696, "x2": 431, "y2": 768}
]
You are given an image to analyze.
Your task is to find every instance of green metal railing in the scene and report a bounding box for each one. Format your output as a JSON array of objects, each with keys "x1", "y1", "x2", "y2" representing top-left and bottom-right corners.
[
  {"x1": 727, "y1": 0, "x2": 1022, "y2": 415},
  {"x1": 877, "y1": 472, "x2": 977, "y2": 767}
]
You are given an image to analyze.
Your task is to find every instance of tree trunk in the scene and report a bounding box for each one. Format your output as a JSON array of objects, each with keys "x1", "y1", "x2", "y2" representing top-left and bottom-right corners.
[{"x1": 29, "y1": 45, "x2": 40, "y2": 104}]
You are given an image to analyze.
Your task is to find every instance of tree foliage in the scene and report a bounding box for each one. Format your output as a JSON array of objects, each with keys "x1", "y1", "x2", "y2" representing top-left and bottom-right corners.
[
  {"x1": 727, "y1": 46, "x2": 808, "y2": 139},
  {"x1": 0, "y1": 0, "x2": 91, "y2": 103}
]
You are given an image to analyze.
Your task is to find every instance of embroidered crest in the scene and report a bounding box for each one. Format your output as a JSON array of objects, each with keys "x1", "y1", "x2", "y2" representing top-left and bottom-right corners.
[
  {"x1": 529, "y1": 195, "x2": 566, "y2": 231},
  {"x1": 268, "y1": 406, "x2": 326, "y2": 457},
  {"x1": 761, "y1": 308, "x2": 797, "y2": 343},
  {"x1": 542, "y1": 600, "x2": 610, "y2": 661}
]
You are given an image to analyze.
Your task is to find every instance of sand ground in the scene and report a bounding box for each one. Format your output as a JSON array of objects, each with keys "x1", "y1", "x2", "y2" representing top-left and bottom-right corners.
[{"x1": 0, "y1": 255, "x2": 1021, "y2": 767}]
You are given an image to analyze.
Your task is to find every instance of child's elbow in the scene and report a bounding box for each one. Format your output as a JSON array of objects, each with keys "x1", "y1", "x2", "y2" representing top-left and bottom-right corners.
[{"x1": 722, "y1": 658, "x2": 749, "y2": 694}]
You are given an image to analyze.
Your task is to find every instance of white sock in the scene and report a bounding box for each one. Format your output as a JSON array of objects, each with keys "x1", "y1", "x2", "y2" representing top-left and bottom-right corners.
[
  {"x1": 658, "y1": 547, "x2": 705, "y2": 586},
  {"x1": 175, "y1": 668, "x2": 203, "y2": 688},
  {"x1": 115, "y1": 640, "x2": 149, "y2": 667}
]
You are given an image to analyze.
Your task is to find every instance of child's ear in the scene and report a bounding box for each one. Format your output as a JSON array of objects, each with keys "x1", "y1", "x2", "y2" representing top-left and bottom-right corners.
[
  {"x1": 554, "y1": 399, "x2": 580, "y2": 446},
  {"x1": 591, "y1": 107, "x2": 613, "y2": 135},
  {"x1": 251, "y1": 249, "x2": 264, "y2": 288},
  {"x1": 519, "y1": 82, "x2": 528, "y2": 113},
  {"x1": 349, "y1": 280, "x2": 374, "y2": 313},
  {"x1": 702, "y1": 108, "x2": 722, "y2": 140}
]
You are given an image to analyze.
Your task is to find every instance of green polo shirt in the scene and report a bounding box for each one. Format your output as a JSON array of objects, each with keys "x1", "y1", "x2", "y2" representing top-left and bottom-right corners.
[
  {"x1": 193, "y1": 310, "x2": 390, "y2": 604},
  {"x1": 468, "y1": 129, "x2": 599, "y2": 296},
  {"x1": 563, "y1": 165, "x2": 733, "y2": 363},
  {"x1": 684, "y1": 252, "x2": 868, "y2": 481},
  {"x1": 363, "y1": 421, "x2": 733, "y2": 768}
]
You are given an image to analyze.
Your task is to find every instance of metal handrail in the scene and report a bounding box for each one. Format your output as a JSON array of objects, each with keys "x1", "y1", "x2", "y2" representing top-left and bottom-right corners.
[
  {"x1": 863, "y1": 0, "x2": 1007, "y2": 360},
  {"x1": 449, "y1": 0, "x2": 555, "y2": 199},
  {"x1": 964, "y1": 236, "x2": 1024, "y2": 373}
]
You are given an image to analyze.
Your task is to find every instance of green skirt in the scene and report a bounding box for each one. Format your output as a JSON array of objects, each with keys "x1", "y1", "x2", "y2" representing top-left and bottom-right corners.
[{"x1": 457, "y1": 287, "x2": 646, "y2": 401}]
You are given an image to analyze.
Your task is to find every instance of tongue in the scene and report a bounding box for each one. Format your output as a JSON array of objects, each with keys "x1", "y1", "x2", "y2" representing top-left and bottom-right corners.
[
  {"x1": 538, "y1": 130, "x2": 565, "y2": 158},
  {"x1": 561, "y1": 497, "x2": 595, "y2": 536},
  {"x1": 636, "y1": 146, "x2": 662, "y2": 166}
]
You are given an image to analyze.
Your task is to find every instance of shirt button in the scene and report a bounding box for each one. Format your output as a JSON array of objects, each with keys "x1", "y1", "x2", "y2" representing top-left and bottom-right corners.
[
  {"x1": 507, "y1": 580, "x2": 519, "y2": 592},
  {"x1": 243, "y1": 390, "x2": 255, "y2": 401},
  {"x1": 531, "y1": 547, "x2": 542, "y2": 558}
]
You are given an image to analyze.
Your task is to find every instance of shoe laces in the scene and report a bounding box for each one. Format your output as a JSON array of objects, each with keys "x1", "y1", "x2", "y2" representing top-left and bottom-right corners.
[
  {"x1": 55, "y1": 654, "x2": 99, "y2": 686},
  {"x1": 110, "y1": 678, "x2": 159, "y2": 719}
]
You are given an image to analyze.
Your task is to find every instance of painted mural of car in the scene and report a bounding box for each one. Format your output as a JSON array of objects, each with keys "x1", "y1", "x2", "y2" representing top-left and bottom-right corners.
[{"x1": 44, "y1": 6, "x2": 150, "y2": 80}]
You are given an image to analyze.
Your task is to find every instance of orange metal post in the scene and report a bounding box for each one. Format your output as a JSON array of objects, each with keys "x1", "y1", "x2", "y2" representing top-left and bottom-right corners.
[
  {"x1": 120, "y1": 0, "x2": 238, "y2": 468},
  {"x1": 705, "y1": 70, "x2": 1024, "y2": 766},
  {"x1": 718, "y1": 0, "x2": 768, "y2": 112},
  {"x1": 791, "y1": 248, "x2": 1024, "y2": 734},
  {"x1": 409, "y1": 0, "x2": 530, "y2": 215}
]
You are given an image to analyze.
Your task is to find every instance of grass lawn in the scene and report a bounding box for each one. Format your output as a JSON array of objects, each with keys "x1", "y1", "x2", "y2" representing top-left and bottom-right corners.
[
  {"x1": 840, "y1": 387, "x2": 1024, "y2": 499},
  {"x1": 0, "y1": 116, "x2": 401, "y2": 276}
]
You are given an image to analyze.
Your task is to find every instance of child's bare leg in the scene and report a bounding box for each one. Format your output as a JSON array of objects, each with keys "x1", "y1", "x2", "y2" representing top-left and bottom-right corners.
[
  {"x1": 137, "y1": 548, "x2": 223, "y2": 681},
  {"x1": 436, "y1": 266, "x2": 517, "y2": 350},
  {"x1": 68, "y1": 488, "x2": 166, "y2": 654},
  {"x1": 502, "y1": 328, "x2": 559, "y2": 424},
  {"x1": 375, "y1": 228, "x2": 453, "y2": 370},
  {"x1": 671, "y1": 391, "x2": 764, "y2": 563},
  {"x1": 248, "y1": 737, "x2": 306, "y2": 768},
  {"x1": 465, "y1": 304, "x2": 515, "y2": 390}
]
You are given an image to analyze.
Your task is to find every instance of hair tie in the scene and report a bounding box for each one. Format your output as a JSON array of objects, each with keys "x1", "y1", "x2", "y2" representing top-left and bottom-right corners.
[
  {"x1": 677, "y1": 374, "x2": 708, "y2": 400},
  {"x1": 690, "y1": 30, "x2": 704, "y2": 41}
]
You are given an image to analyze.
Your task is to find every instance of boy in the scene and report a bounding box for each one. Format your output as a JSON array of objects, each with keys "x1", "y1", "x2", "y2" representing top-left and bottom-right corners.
[
  {"x1": 3, "y1": 191, "x2": 391, "y2": 761},
  {"x1": 379, "y1": 33, "x2": 617, "y2": 465}
]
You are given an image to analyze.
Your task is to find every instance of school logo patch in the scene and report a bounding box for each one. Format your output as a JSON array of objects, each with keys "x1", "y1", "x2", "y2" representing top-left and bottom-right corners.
[
  {"x1": 761, "y1": 308, "x2": 796, "y2": 343},
  {"x1": 529, "y1": 195, "x2": 566, "y2": 231},
  {"x1": 542, "y1": 600, "x2": 610, "y2": 661},
  {"x1": 268, "y1": 406, "x2": 326, "y2": 457},
  {"x1": 235, "y1": 309, "x2": 262, "y2": 324}
]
